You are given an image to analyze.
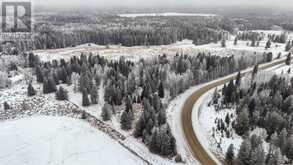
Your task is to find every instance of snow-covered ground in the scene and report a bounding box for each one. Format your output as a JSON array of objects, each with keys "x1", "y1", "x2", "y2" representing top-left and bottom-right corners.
[
  {"x1": 195, "y1": 88, "x2": 243, "y2": 158},
  {"x1": 61, "y1": 84, "x2": 180, "y2": 165},
  {"x1": 118, "y1": 13, "x2": 217, "y2": 18},
  {"x1": 33, "y1": 30, "x2": 292, "y2": 63},
  {"x1": 0, "y1": 116, "x2": 145, "y2": 165},
  {"x1": 3, "y1": 29, "x2": 292, "y2": 165}
]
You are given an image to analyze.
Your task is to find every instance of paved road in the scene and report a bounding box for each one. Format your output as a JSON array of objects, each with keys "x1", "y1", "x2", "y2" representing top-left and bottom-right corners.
[{"x1": 181, "y1": 58, "x2": 286, "y2": 165}]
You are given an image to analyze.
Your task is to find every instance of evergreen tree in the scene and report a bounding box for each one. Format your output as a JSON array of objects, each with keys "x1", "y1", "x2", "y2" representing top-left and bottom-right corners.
[
  {"x1": 101, "y1": 103, "x2": 112, "y2": 121},
  {"x1": 82, "y1": 89, "x2": 90, "y2": 106},
  {"x1": 158, "y1": 81, "x2": 165, "y2": 98},
  {"x1": 251, "y1": 38, "x2": 256, "y2": 47},
  {"x1": 149, "y1": 124, "x2": 176, "y2": 156},
  {"x1": 221, "y1": 39, "x2": 226, "y2": 47},
  {"x1": 125, "y1": 95, "x2": 134, "y2": 118},
  {"x1": 48, "y1": 76, "x2": 57, "y2": 93},
  {"x1": 4, "y1": 102, "x2": 11, "y2": 110},
  {"x1": 27, "y1": 83, "x2": 36, "y2": 96},
  {"x1": 235, "y1": 108, "x2": 250, "y2": 136},
  {"x1": 286, "y1": 53, "x2": 291, "y2": 65},
  {"x1": 28, "y1": 53, "x2": 36, "y2": 67},
  {"x1": 177, "y1": 56, "x2": 185, "y2": 75},
  {"x1": 286, "y1": 41, "x2": 292, "y2": 52},
  {"x1": 43, "y1": 78, "x2": 49, "y2": 94},
  {"x1": 133, "y1": 117, "x2": 143, "y2": 138},
  {"x1": 55, "y1": 87, "x2": 68, "y2": 100},
  {"x1": 224, "y1": 80, "x2": 235, "y2": 104},
  {"x1": 212, "y1": 87, "x2": 219, "y2": 104},
  {"x1": 234, "y1": 37, "x2": 238, "y2": 45},
  {"x1": 265, "y1": 40, "x2": 271, "y2": 49},
  {"x1": 250, "y1": 145, "x2": 265, "y2": 165},
  {"x1": 236, "y1": 71, "x2": 241, "y2": 87},
  {"x1": 267, "y1": 148, "x2": 284, "y2": 165},
  {"x1": 225, "y1": 113, "x2": 230, "y2": 126},
  {"x1": 226, "y1": 144, "x2": 235, "y2": 165},
  {"x1": 120, "y1": 110, "x2": 132, "y2": 130},
  {"x1": 285, "y1": 135, "x2": 293, "y2": 160},
  {"x1": 252, "y1": 64, "x2": 258, "y2": 80},
  {"x1": 237, "y1": 139, "x2": 251, "y2": 165},
  {"x1": 90, "y1": 83, "x2": 98, "y2": 104},
  {"x1": 36, "y1": 65, "x2": 43, "y2": 83}
]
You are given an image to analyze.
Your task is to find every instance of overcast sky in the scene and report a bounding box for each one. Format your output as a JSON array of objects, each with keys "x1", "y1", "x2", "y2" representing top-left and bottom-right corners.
[{"x1": 33, "y1": 0, "x2": 293, "y2": 9}]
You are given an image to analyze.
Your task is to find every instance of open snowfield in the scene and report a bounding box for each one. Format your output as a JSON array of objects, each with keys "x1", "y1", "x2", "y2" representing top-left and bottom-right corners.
[
  {"x1": 0, "y1": 116, "x2": 144, "y2": 165},
  {"x1": 33, "y1": 40, "x2": 200, "y2": 62},
  {"x1": 33, "y1": 30, "x2": 292, "y2": 63}
]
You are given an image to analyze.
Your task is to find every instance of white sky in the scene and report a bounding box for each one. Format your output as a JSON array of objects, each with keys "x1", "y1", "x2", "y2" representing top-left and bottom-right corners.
[{"x1": 32, "y1": 0, "x2": 293, "y2": 9}]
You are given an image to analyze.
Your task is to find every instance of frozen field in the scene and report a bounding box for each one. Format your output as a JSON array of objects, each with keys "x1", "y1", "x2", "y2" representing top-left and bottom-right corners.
[
  {"x1": 0, "y1": 116, "x2": 144, "y2": 165},
  {"x1": 33, "y1": 30, "x2": 292, "y2": 63}
]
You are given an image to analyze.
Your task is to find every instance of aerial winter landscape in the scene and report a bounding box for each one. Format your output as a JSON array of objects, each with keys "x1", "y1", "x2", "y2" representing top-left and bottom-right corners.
[{"x1": 1, "y1": 0, "x2": 293, "y2": 165}]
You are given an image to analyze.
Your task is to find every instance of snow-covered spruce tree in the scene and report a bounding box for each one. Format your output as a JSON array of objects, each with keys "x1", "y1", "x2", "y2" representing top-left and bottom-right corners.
[
  {"x1": 149, "y1": 124, "x2": 176, "y2": 156},
  {"x1": 267, "y1": 148, "x2": 284, "y2": 165},
  {"x1": 134, "y1": 96, "x2": 176, "y2": 156},
  {"x1": 226, "y1": 144, "x2": 235, "y2": 165},
  {"x1": 234, "y1": 37, "x2": 238, "y2": 45},
  {"x1": 36, "y1": 65, "x2": 43, "y2": 83},
  {"x1": 90, "y1": 82, "x2": 98, "y2": 104},
  {"x1": 252, "y1": 64, "x2": 258, "y2": 81},
  {"x1": 158, "y1": 81, "x2": 164, "y2": 98},
  {"x1": 43, "y1": 75, "x2": 57, "y2": 94},
  {"x1": 27, "y1": 83, "x2": 36, "y2": 96},
  {"x1": 234, "y1": 107, "x2": 249, "y2": 136},
  {"x1": 4, "y1": 102, "x2": 11, "y2": 110},
  {"x1": 101, "y1": 102, "x2": 112, "y2": 121},
  {"x1": 125, "y1": 95, "x2": 134, "y2": 118},
  {"x1": 286, "y1": 41, "x2": 292, "y2": 52},
  {"x1": 120, "y1": 110, "x2": 132, "y2": 130},
  {"x1": 28, "y1": 53, "x2": 39, "y2": 68},
  {"x1": 284, "y1": 135, "x2": 293, "y2": 161},
  {"x1": 235, "y1": 71, "x2": 241, "y2": 87},
  {"x1": 212, "y1": 87, "x2": 220, "y2": 105},
  {"x1": 82, "y1": 89, "x2": 90, "y2": 106},
  {"x1": 58, "y1": 66, "x2": 68, "y2": 83},
  {"x1": 286, "y1": 53, "x2": 291, "y2": 65},
  {"x1": 221, "y1": 38, "x2": 226, "y2": 47},
  {"x1": 265, "y1": 40, "x2": 271, "y2": 49},
  {"x1": 55, "y1": 87, "x2": 68, "y2": 100}
]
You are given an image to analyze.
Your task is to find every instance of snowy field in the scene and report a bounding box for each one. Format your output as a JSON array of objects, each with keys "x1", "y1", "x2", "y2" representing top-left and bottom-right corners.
[
  {"x1": 0, "y1": 116, "x2": 145, "y2": 165},
  {"x1": 118, "y1": 13, "x2": 217, "y2": 18},
  {"x1": 33, "y1": 30, "x2": 292, "y2": 63}
]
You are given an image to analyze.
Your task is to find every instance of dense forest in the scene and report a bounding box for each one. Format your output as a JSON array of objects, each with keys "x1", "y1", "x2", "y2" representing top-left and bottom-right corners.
[{"x1": 0, "y1": 15, "x2": 234, "y2": 52}]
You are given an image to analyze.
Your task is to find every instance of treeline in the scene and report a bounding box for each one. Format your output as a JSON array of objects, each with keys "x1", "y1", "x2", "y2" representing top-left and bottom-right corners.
[
  {"x1": 2, "y1": 15, "x2": 235, "y2": 52},
  {"x1": 15, "y1": 24, "x2": 224, "y2": 50},
  {"x1": 268, "y1": 32, "x2": 288, "y2": 44},
  {"x1": 236, "y1": 31, "x2": 264, "y2": 41}
]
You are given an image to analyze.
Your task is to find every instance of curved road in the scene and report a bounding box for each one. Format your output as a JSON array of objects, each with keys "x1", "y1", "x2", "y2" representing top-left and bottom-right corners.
[{"x1": 181, "y1": 58, "x2": 286, "y2": 165}]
